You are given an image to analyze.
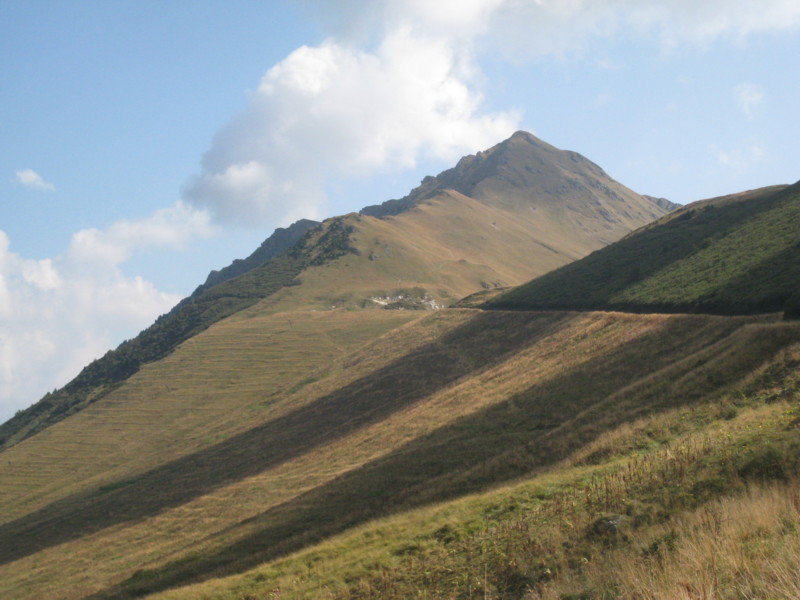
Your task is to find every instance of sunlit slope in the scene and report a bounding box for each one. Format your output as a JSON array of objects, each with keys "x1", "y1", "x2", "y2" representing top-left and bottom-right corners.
[
  {"x1": 260, "y1": 188, "x2": 669, "y2": 314},
  {"x1": 488, "y1": 182, "x2": 800, "y2": 315},
  {"x1": 150, "y1": 338, "x2": 800, "y2": 600},
  {"x1": 2, "y1": 309, "x2": 798, "y2": 599}
]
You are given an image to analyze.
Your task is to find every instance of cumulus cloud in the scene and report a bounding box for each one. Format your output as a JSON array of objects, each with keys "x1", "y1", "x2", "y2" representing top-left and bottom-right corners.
[
  {"x1": 15, "y1": 169, "x2": 55, "y2": 191},
  {"x1": 734, "y1": 83, "x2": 764, "y2": 119},
  {"x1": 183, "y1": 24, "x2": 519, "y2": 226},
  {"x1": 0, "y1": 203, "x2": 214, "y2": 423}
]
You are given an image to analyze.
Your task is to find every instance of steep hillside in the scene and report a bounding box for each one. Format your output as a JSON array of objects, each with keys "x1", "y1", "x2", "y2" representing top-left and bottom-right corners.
[
  {"x1": 487, "y1": 181, "x2": 800, "y2": 316},
  {"x1": 0, "y1": 131, "x2": 683, "y2": 599},
  {"x1": 0, "y1": 219, "x2": 348, "y2": 450},
  {"x1": 1, "y1": 309, "x2": 797, "y2": 599},
  {"x1": 0, "y1": 131, "x2": 672, "y2": 449},
  {"x1": 150, "y1": 337, "x2": 800, "y2": 600}
]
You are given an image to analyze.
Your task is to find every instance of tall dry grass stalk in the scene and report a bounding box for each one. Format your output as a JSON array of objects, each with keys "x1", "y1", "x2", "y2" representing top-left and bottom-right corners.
[{"x1": 530, "y1": 481, "x2": 800, "y2": 600}]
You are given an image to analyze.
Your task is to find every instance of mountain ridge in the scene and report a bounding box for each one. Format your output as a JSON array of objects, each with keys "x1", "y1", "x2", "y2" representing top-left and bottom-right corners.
[{"x1": 191, "y1": 218, "x2": 319, "y2": 296}]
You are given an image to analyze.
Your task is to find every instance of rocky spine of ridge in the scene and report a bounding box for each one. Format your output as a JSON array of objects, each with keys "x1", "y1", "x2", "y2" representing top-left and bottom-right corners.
[{"x1": 191, "y1": 218, "x2": 320, "y2": 297}]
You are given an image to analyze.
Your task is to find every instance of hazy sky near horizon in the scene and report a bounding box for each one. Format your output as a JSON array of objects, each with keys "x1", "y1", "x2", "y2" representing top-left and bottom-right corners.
[{"x1": 1, "y1": 0, "x2": 799, "y2": 421}]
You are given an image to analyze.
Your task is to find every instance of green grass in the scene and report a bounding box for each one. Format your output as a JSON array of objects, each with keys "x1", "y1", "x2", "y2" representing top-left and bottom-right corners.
[{"x1": 487, "y1": 182, "x2": 800, "y2": 316}]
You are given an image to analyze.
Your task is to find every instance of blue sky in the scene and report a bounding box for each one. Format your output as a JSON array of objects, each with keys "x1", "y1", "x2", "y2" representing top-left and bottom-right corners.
[{"x1": 1, "y1": 0, "x2": 799, "y2": 421}]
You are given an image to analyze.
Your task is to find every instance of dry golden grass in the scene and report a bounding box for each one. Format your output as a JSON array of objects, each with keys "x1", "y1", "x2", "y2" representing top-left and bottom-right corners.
[
  {"x1": 531, "y1": 480, "x2": 800, "y2": 600},
  {"x1": 0, "y1": 309, "x2": 418, "y2": 520},
  {"x1": 261, "y1": 191, "x2": 628, "y2": 314}
]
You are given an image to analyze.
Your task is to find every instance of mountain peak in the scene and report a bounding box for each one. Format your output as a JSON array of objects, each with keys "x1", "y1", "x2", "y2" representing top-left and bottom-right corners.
[
  {"x1": 358, "y1": 130, "x2": 566, "y2": 217},
  {"x1": 361, "y1": 130, "x2": 675, "y2": 221}
]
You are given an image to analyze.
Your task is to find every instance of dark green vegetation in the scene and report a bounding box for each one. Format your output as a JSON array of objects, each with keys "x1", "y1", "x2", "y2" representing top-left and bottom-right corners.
[{"x1": 487, "y1": 181, "x2": 800, "y2": 316}]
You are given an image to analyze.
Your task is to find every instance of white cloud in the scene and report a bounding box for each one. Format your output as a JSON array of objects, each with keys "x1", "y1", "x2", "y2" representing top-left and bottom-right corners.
[
  {"x1": 183, "y1": 25, "x2": 519, "y2": 226},
  {"x1": 15, "y1": 169, "x2": 55, "y2": 191},
  {"x1": 0, "y1": 203, "x2": 214, "y2": 423},
  {"x1": 734, "y1": 83, "x2": 764, "y2": 119}
]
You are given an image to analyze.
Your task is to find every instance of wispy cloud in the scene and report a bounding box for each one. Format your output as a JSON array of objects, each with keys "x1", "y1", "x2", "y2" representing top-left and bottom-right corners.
[
  {"x1": 597, "y1": 58, "x2": 624, "y2": 70},
  {"x1": 734, "y1": 83, "x2": 764, "y2": 119},
  {"x1": 712, "y1": 142, "x2": 765, "y2": 169},
  {"x1": 15, "y1": 169, "x2": 55, "y2": 191}
]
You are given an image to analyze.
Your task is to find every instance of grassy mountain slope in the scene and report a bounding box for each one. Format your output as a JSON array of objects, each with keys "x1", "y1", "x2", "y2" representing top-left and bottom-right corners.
[
  {"x1": 0, "y1": 131, "x2": 672, "y2": 451},
  {"x1": 0, "y1": 220, "x2": 346, "y2": 451},
  {"x1": 487, "y1": 181, "x2": 800, "y2": 315},
  {"x1": 1, "y1": 309, "x2": 797, "y2": 599},
  {"x1": 150, "y1": 342, "x2": 800, "y2": 600}
]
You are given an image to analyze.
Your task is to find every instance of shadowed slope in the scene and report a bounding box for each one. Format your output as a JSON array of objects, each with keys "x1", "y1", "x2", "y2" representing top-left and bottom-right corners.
[
  {"x1": 487, "y1": 182, "x2": 800, "y2": 315},
  {"x1": 0, "y1": 311, "x2": 569, "y2": 566}
]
